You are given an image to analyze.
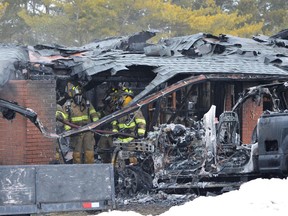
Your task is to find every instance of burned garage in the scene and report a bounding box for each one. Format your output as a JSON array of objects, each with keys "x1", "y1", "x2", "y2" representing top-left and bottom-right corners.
[{"x1": 1, "y1": 29, "x2": 288, "y2": 214}]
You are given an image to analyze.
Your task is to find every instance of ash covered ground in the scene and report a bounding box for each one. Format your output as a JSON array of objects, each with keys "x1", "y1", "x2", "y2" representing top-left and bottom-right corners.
[
  {"x1": 115, "y1": 192, "x2": 197, "y2": 215},
  {"x1": 45, "y1": 192, "x2": 197, "y2": 216}
]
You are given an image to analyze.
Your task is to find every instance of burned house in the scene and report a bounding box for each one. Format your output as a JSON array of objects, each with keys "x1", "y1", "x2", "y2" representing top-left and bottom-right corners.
[
  {"x1": 1, "y1": 29, "x2": 288, "y2": 187},
  {"x1": 52, "y1": 30, "x2": 288, "y2": 144}
]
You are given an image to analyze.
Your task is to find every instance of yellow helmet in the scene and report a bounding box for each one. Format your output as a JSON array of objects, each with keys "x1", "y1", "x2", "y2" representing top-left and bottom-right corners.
[
  {"x1": 109, "y1": 86, "x2": 134, "y2": 109},
  {"x1": 120, "y1": 87, "x2": 134, "y2": 107},
  {"x1": 122, "y1": 95, "x2": 133, "y2": 107}
]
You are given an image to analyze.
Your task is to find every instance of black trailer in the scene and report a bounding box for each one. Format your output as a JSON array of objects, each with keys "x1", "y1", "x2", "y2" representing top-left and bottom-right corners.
[{"x1": 0, "y1": 164, "x2": 115, "y2": 215}]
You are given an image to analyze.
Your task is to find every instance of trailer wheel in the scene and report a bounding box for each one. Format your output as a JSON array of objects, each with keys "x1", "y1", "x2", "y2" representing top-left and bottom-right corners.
[
  {"x1": 124, "y1": 167, "x2": 140, "y2": 196},
  {"x1": 115, "y1": 166, "x2": 141, "y2": 197}
]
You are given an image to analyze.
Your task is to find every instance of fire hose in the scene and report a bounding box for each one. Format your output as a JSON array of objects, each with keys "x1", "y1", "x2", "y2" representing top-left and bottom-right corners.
[{"x1": 57, "y1": 118, "x2": 137, "y2": 138}]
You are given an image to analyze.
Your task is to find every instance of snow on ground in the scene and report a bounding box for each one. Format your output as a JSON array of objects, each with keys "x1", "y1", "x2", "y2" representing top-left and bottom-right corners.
[{"x1": 96, "y1": 178, "x2": 288, "y2": 216}]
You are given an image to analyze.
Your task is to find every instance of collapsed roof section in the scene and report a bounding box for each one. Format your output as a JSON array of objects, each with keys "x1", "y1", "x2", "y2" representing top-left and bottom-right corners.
[
  {"x1": 1, "y1": 30, "x2": 288, "y2": 101},
  {"x1": 29, "y1": 30, "x2": 288, "y2": 100}
]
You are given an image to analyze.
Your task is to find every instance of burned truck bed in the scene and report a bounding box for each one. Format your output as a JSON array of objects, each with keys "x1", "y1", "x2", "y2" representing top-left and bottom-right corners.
[{"x1": 114, "y1": 110, "x2": 288, "y2": 197}]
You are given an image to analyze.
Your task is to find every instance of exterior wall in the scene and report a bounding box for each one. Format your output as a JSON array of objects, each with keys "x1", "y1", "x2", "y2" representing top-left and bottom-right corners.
[
  {"x1": 241, "y1": 96, "x2": 263, "y2": 144},
  {"x1": 224, "y1": 84, "x2": 233, "y2": 111},
  {"x1": 0, "y1": 80, "x2": 56, "y2": 165},
  {"x1": 223, "y1": 82, "x2": 263, "y2": 144},
  {"x1": 240, "y1": 83, "x2": 263, "y2": 144}
]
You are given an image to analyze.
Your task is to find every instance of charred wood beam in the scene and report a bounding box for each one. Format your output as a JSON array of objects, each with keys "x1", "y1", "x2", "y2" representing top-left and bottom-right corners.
[
  {"x1": 148, "y1": 100, "x2": 161, "y2": 131},
  {"x1": 206, "y1": 73, "x2": 288, "y2": 82},
  {"x1": 92, "y1": 76, "x2": 152, "y2": 83},
  {"x1": 167, "y1": 86, "x2": 195, "y2": 124}
]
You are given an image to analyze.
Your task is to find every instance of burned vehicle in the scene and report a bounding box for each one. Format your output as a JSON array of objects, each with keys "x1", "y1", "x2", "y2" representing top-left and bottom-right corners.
[{"x1": 110, "y1": 80, "x2": 288, "y2": 196}]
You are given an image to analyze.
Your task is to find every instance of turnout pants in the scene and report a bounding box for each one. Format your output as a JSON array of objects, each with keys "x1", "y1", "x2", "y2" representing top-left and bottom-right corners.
[{"x1": 70, "y1": 131, "x2": 95, "y2": 164}]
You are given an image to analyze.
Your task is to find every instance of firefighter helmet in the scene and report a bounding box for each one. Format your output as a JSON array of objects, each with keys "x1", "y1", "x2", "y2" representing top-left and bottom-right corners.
[
  {"x1": 66, "y1": 83, "x2": 83, "y2": 104},
  {"x1": 102, "y1": 86, "x2": 120, "y2": 112},
  {"x1": 122, "y1": 95, "x2": 133, "y2": 107},
  {"x1": 122, "y1": 87, "x2": 134, "y2": 97},
  {"x1": 118, "y1": 87, "x2": 134, "y2": 107}
]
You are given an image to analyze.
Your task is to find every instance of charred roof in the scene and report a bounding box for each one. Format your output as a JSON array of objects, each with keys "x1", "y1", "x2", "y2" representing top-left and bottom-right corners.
[{"x1": 1, "y1": 30, "x2": 288, "y2": 101}]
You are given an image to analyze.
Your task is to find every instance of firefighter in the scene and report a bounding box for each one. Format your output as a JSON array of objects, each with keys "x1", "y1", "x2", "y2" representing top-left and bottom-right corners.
[
  {"x1": 97, "y1": 86, "x2": 120, "y2": 163},
  {"x1": 56, "y1": 104, "x2": 73, "y2": 163},
  {"x1": 111, "y1": 87, "x2": 146, "y2": 143},
  {"x1": 61, "y1": 83, "x2": 100, "y2": 164},
  {"x1": 55, "y1": 104, "x2": 65, "y2": 162}
]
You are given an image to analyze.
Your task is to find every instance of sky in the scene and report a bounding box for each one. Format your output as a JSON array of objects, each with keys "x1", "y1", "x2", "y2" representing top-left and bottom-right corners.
[{"x1": 96, "y1": 178, "x2": 288, "y2": 216}]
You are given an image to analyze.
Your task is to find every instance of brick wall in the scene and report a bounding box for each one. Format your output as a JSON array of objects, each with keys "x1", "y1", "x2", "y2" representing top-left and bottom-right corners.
[
  {"x1": 225, "y1": 84, "x2": 232, "y2": 111},
  {"x1": 240, "y1": 83, "x2": 263, "y2": 144},
  {"x1": 241, "y1": 97, "x2": 263, "y2": 144},
  {"x1": 0, "y1": 80, "x2": 56, "y2": 165},
  {"x1": 222, "y1": 82, "x2": 263, "y2": 144}
]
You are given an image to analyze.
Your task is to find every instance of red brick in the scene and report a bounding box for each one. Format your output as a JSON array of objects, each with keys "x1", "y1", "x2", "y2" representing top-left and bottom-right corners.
[{"x1": 0, "y1": 80, "x2": 57, "y2": 165}]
